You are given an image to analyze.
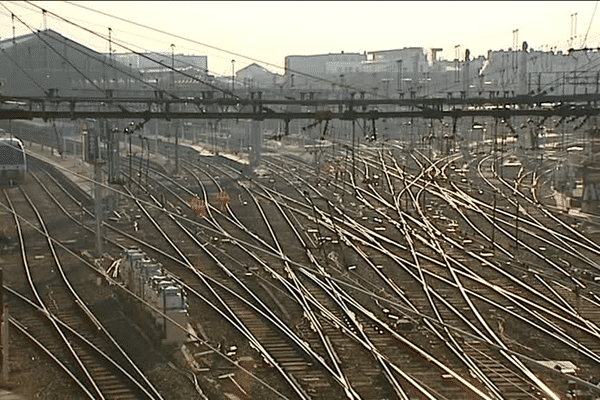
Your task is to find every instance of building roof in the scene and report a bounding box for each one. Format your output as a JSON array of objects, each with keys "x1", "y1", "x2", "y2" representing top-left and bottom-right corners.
[
  {"x1": 0, "y1": 30, "x2": 37, "y2": 48},
  {"x1": 368, "y1": 47, "x2": 425, "y2": 55},
  {"x1": 286, "y1": 52, "x2": 364, "y2": 58},
  {"x1": 0, "y1": 29, "x2": 143, "y2": 81},
  {"x1": 239, "y1": 63, "x2": 282, "y2": 75},
  {"x1": 237, "y1": 63, "x2": 283, "y2": 78},
  {"x1": 0, "y1": 29, "x2": 102, "y2": 55},
  {"x1": 238, "y1": 63, "x2": 271, "y2": 73}
]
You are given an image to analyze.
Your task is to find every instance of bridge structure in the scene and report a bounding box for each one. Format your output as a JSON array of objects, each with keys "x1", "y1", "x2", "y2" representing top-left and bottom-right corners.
[
  {"x1": 3, "y1": 88, "x2": 600, "y2": 229},
  {"x1": 1, "y1": 92, "x2": 600, "y2": 122},
  {"x1": 3, "y1": 90, "x2": 599, "y2": 174}
]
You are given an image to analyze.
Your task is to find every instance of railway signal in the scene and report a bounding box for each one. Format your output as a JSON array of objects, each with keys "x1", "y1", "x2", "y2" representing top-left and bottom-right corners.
[
  {"x1": 216, "y1": 190, "x2": 231, "y2": 211},
  {"x1": 189, "y1": 196, "x2": 207, "y2": 218},
  {"x1": 322, "y1": 163, "x2": 333, "y2": 178}
]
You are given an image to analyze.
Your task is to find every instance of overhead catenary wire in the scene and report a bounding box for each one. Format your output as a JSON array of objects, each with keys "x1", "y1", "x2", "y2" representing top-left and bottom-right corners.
[
  {"x1": 533, "y1": 49, "x2": 600, "y2": 96},
  {"x1": 0, "y1": 44, "x2": 48, "y2": 95},
  {"x1": 15, "y1": 1, "x2": 594, "y2": 102},
  {"x1": 583, "y1": 1, "x2": 599, "y2": 48},
  {"x1": 7, "y1": 1, "x2": 600, "y2": 107},
  {"x1": 6, "y1": 1, "x2": 218, "y2": 79},
  {"x1": 0, "y1": 1, "x2": 106, "y2": 95},
  {"x1": 4, "y1": 2, "x2": 199, "y2": 99},
  {"x1": 55, "y1": 1, "x2": 396, "y2": 100},
  {"x1": 7, "y1": 124, "x2": 600, "y2": 394},
  {"x1": 1, "y1": 2, "x2": 230, "y2": 100},
  {"x1": 0, "y1": 27, "x2": 163, "y2": 96},
  {"x1": 19, "y1": 0, "x2": 242, "y2": 100},
  {"x1": 0, "y1": 156, "x2": 589, "y2": 387}
]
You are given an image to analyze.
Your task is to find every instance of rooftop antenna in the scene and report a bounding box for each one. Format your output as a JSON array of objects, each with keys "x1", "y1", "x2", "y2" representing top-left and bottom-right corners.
[
  {"x1": 42, "y1": 9, "x2": 47, "y2": 30},
  {"x1": 570, "y1": 12, "x2": 578, "y2": 47}
]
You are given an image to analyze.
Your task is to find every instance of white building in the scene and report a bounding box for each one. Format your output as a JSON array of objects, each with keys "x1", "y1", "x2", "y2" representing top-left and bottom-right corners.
[
  {"x1": 480, "y1": 47, "x2": 600, "y2": 95},
  {"x1": 236, "y1": 63, "x2": 283, "y2": 89},
  {"x1": 112, "y1": 52, "x2": 208, "y2": 73},
  {"x1": 367, "y1": 48, "x2": 429, "y2": 74},
  {"x1": 285, "y1": 52, "x2": 367, "y2": 83}
]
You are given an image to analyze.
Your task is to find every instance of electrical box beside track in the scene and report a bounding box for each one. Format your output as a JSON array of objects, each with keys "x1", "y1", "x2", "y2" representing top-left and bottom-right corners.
[{"x1": 120, "y1": 248, "x2": 188, "y2": 345}]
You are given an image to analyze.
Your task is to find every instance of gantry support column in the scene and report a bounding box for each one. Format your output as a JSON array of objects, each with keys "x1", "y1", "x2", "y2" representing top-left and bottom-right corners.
[{"x1": 249, "y1": 119, "x2": 262, "y2": 170}]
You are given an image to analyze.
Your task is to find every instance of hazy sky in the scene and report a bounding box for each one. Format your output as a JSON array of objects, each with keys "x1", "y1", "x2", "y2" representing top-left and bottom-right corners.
[{"x1": 1, "y1": 1, "x2": 598, "y2": 77}]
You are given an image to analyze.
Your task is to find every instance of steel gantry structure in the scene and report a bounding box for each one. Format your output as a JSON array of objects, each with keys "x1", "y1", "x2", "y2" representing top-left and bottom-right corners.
[{"x1": 2, "y1": 93, "x2": 600, "y2": 123}]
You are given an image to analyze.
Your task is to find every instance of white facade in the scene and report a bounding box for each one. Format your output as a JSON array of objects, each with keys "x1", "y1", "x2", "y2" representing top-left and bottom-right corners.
[
  {"x1": 285, "y1": 52, "x2": 367, "y2": 78},
  {"x1": 325, "y1": 60, "x2": 364, "y2": 75},
  {"x1": 368, "y1": 48, "x2": 430, "y2": 74},
  {"x1": 480, "y1": 48, "x2": 600, "y2": 95},
  {"x1": 112, "y1": 52, "x2": 208, "y2": 72}
]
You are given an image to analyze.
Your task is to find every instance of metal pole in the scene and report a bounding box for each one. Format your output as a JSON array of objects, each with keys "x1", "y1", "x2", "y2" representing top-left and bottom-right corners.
[
  {"x1": 352, "y1": 119, "x2": 356, "y2": 190},
  {"x1": 94, "y1": 162, "x2": 103, "y2": 256},
  {"x1": 145, "y1": 138, "x2": 150, "y2": 189},
  {"x1": 128, "y1": 134, "x2": 132, "y2": 188},
  {"x1": 2, "y1": 303, "x2": 8, "y2": 382},
  {"x1": 113, "y1": 123, "x2": 120, "y2": 183},
  {"x1": 138, "y1": 136, "x2": 144, "y2": 189},
  {"x1": 171, "y1": 44, "x2": 175, "y2": 89},
  {"x1": 175, "y1": 119, "x2": 179, "y2": 175},
  {"x1": 0, "y1": 269, "x2": 3, "y2": 308},
  {"x1": 514, "y1": 180, "x2": 519, "y2": 256},
  {"x1": 0, "y1": 267, "x2": 5, "y2": 384},
  {"x1": 155, "y1": 119, "x2": 158, "y2": 154},
  {"x1": 491, "y1": 189, "x2": 497, "y2": 251},
  {"x1": 232, "y1": 59, "x2": 235, "y2": 94}
]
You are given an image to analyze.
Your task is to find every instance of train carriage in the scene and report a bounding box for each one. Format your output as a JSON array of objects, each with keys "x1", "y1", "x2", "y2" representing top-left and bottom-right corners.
[{"x1": 0, "y1": 137, "x2": 27, "y2": 185}]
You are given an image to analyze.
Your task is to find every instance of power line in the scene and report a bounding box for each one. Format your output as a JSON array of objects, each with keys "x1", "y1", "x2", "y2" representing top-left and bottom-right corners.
[
  {"x1": 0, "y1": 1, "x2": 106, "y2": 94},
  {"x1": 10, "y1": 10, "x2": 214, "y2": 98},
  {"x1": 58, "y1": 1, "x2": 391, "y2": 100},
  {"x1": 582, "y1": 1, "x2": 599, "y2": 47},
  {"x1": 61, "y1": 0, "x2": 286, "y2": 73},
  {"x1": 0, "y1": 44, "x2": 48, "y2": 95},
  {"x1": 12, "y1": 1, "x2": 246, "y2": 83},
  {"x1": 19, "y1": 1, "x2": 236, "y2": 99},
  {"x1": 18, "y1": 1, "x2": 458, "y2": 101},
  {"x1": 8, "y1": 2, "x2": 215, "y2": 84}
]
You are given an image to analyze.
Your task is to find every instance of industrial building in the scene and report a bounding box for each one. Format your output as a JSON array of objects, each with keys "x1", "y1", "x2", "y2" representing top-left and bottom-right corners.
[{"x1": 0, "y1": 29, "x2": 147, "y2": 97}]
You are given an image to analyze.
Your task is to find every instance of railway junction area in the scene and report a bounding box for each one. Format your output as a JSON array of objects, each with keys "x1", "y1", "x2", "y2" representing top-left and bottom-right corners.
[
  {"x1": 2, "y1": 26, "x2": 600, "y2": 400},
  {"x1": 1, "y1": 100, "x2": 600, "y2": 399}
]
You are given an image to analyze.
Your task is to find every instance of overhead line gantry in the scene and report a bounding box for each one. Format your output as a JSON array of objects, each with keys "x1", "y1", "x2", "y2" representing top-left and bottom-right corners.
[{"x1": 2, "y1": 92, "x2": 600, "y2": 121}]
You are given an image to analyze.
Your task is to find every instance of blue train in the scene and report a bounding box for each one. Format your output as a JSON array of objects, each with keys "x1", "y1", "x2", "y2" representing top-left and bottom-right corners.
[{"x1": 0, "y1": 137, "x2": 27, "y2": 186}]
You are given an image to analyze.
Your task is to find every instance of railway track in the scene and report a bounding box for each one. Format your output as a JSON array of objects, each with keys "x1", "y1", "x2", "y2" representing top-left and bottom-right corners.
[
  {"x1": 1, "y1": 178, "x2": 162, "y2": 399},
  {"x1": 8, "y1": 131, "x2": 600, "y2": 399}
]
